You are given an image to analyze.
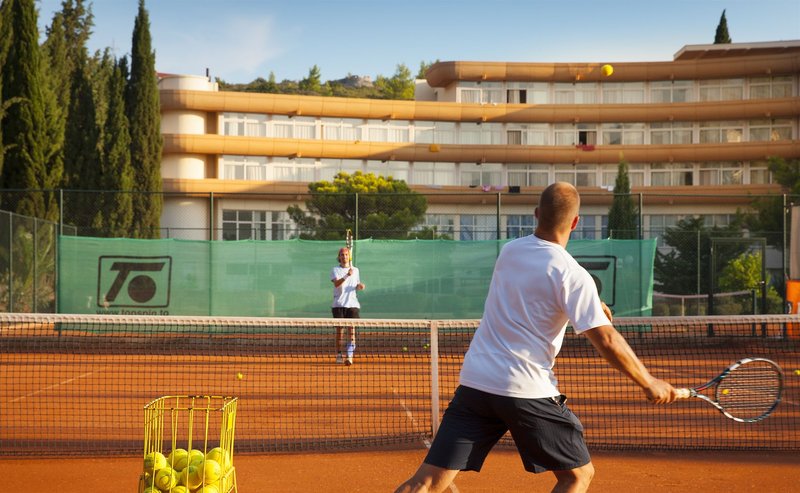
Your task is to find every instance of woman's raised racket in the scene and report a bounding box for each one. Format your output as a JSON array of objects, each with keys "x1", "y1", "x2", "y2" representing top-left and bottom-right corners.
[
  {"x1": 675, "y1": 357, "x2": 783, "y2": 423},
  {"x1": 345, "y1": 229, "x2": 354, "y2": 265}
]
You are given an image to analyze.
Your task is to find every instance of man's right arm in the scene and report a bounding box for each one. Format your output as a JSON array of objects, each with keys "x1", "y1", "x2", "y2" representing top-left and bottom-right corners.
[{"x1": 583, "y1": 324, "x2": 677, "y2": 404}]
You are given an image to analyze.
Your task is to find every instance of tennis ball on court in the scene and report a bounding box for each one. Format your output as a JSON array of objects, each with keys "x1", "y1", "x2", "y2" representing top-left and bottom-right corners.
[
  {"x1": 206, "y1": 447, "x2": 232, "y2": 471},
  {"x1": 154, "y1": 466, "x2": 179, "y2": 491},
  {"x1": 601, "y1": 64, "x2": 614, "y2": 76},
  {"x1": 167, "y1": 448, "x2": 189, "y2": 470},
  {"x1": 201, "y1": 459, "x2": 223, "y2": 484},
  {"x1": 143, "y1": 451, "x2": 167, "y2": 474},
  {"x1": 236, "y1": 372, "x2": 244, "y2": 380}
]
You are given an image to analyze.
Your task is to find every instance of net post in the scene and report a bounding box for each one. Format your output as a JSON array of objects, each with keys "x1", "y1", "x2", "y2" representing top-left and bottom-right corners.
[{"x1": 429, "y1": 320, "x2": 440, "y2": 438}]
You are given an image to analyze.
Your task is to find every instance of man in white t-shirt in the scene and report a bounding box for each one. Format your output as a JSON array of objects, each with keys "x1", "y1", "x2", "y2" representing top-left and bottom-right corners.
[
  {"x1": 395, "y1": 182, "x2": 677, "y2": 493},
  {"x1": 331, "y1": 247, "x2": 365, "y2": 366}
]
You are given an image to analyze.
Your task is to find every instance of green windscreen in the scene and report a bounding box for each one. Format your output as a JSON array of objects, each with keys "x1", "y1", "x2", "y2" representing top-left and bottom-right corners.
[{"x1": 58, "y1": 236, "x2": 656, "y2": 318}]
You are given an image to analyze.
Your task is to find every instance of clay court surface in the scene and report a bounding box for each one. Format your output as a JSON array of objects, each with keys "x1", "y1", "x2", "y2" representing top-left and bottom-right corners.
[{"x1": 1, "y1": 448, "x2": 797, "y2": 492}]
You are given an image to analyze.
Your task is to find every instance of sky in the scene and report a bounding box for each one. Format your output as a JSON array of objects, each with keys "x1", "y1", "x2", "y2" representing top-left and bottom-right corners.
[{"x1": 36, "y1": 0, "x2": 800, "y2": 84}]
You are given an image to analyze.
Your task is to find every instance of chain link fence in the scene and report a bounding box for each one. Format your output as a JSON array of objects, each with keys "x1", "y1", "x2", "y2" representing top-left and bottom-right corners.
[{"x1": 0, "y1": 188, "x2": 796, "y2": 315}]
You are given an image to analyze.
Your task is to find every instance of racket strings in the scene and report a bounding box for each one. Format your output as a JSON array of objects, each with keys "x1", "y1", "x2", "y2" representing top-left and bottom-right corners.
[{"x1": 716, "y1": 362, "x2": 782, "y2": 420}]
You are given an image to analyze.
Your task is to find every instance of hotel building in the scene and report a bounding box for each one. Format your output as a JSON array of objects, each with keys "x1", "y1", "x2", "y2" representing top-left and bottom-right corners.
[{"x1": 157, "y1": 40, "x2": 800, "y2": 243}]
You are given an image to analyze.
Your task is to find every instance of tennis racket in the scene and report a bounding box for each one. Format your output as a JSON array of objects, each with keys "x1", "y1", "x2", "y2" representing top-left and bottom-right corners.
[
  {"x1": 675, "y1": 357, "x2": 783, "y2": 423},
  {"x1": 345, "y1": 229, "x2": 354, "y2": 265}
]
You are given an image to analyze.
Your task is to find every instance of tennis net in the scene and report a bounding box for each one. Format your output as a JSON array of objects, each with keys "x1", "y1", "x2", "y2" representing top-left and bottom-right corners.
[{"x1": 1, "y1": 313, "x2": 798, "y2": 457}]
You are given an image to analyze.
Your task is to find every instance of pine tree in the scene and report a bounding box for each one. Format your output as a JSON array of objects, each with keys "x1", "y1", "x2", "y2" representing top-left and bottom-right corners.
[
  {"x1": 98, "y1": 57, "x2": 134, "y2": 237},
  {"x1": 126, "y1": 0, "x2": 162, "y2": 238},
  {"x1": 0, "y1": 0, "x2": 51, "y2": 219},
  {"x1": 714, "y1": 9, "x2": 731, "y2": 44},
  {"x1": 606, "y1": 158, "x2": 639, "y2": 239}
]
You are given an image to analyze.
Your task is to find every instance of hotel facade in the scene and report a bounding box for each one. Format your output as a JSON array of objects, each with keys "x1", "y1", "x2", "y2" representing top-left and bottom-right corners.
[{"x1": 157, "y1": 40, "x2": 800, "y2": 243}]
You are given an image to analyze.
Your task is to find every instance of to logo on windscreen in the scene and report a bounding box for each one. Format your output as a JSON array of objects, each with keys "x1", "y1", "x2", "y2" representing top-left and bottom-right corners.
[
  {"x1": 575, "y1": 255, "x2": 617, "y2": 307},
  {"x1": 97, "y1": 256, "x2": 172, "y2": 309}
]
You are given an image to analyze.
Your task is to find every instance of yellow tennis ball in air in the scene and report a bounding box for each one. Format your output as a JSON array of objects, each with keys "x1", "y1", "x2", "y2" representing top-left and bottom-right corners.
[
  {"x1": 167, "y1": 448, "x2": 188, "y2": 470},
  {"x1": 722, "y1": 389, "x2": 730, "y2": 395},
  {"x1": 206, "y1": 447, "x2": 232, "y2": 471},
  {"x1": 794, "y1": 369, "x2": 800, "y2": 375},
  {"x1": 236, "y1": 372, "x2": 244, "y2": 380},
  {"x1": 402, "y1": 346, "x2": 408, "y2": 352},
  {"x1": 143, "y1": 451, "x2": 167, "y2": 474},
  {"x1": 154, "y1": 466, "x2": 178, "y2": 491},
  {"x1": 601, "y1": 64, "x2": 614, "y2": 76}
]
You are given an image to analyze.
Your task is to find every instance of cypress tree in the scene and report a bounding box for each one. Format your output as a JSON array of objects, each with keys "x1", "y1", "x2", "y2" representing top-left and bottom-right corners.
[
  {"x1": 0, "y1": 0, "x2": 50, "y2": 219},
  {"x1": 607, "y1": 158, "x2": 639, "y2": 239},
  {"x1": 126, "y1": 0, "x2": 162, "y2": 239},
  {"x1": 714, "y1": 10, "x2": 732, "y2": 44},
  {"x1": 98, "y1": 57, "x2": 134, "y2": 237}
]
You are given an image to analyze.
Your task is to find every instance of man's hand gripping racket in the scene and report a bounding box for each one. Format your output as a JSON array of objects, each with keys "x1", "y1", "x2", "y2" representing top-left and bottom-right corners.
[{"x1": 675, "y1": 357, "x2": 783, "y2": 423}]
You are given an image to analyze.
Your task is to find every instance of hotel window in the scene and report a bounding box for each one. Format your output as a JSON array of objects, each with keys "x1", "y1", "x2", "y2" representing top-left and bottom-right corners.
[
  {"x1": 526, "y1": 123, "x2": 549, "y2": 145},
  {"x1": 506, "y1": 214, "x2": 535, "y2": 239},
  {"x1": 367, "y1": 160, "x2": 409, "y2": 182},
  {"x1": 554, "y1": 123, "x2": 577, "y2": 145},
  {"x1": 460, "y1": 88, "x2": 481, "y2": 103},
  {"x1": 699, "y1": 79, "x2": 744, "y2": 101},
  {"x1": 411, "y1": 162, "x2": 456, "y2": 186},
  {"x1": 577, "y1": 123, "x2": 597, "y2": 145},
  {"x1": 554, "y1": 164, "x2": 596, "y2": 187},
  {"x1": 601, "y1": 164, "x2": 644, "y2": 188},
  {"x1": 699, "y1": 121, "x2": 744, "y2": 143},
  {"x1": 749, "y1": 119, "x2": 792, "y2": 141},
  {"x1": 650, "y1": 163, "x2": 693, "y2": 186},
  {"x1": 364, "y1": 120, "x2": 410, "y2": 143},
  {"x1": 699, "y1": 162, "x2": 743, "y2": 185},
  {"x1": 527, "y1": 83, "x2": 550, "y2": 104},
  {"x1": 319, "y1": 159, "x2": 362, "y2": 182},
  {"x1": 461, "y1": 163, "x2": 502, "y2": 187},
  {"x1": 268, "y1": 115, "x2": 316, "y2": 139},
  {"x1": 650, "y1": 80, "x2": 692, "y2": 103},
  {"x1": 460, "y1": 215, "x2": 497, "y2": 240},
  {"x1": 749, "y1": 161, "x2": 771, "y2": 184},
  {"x1": 222, "y1": 156, "x2": 269, "y2": 181},
  {"x1": 321, "y1": 118, "x2": 361, "y2": 140},
  {"x1": 749, "y1": 76, "x2": 793, "y2": 99},
  {"x1": 507, "y1": 89, "x2": 527, "y2": 104},
  {"x1": 480, "y1": 83, "x2": 504, "y2": 104},
  {"x1": 647, "y1": 214, "x2": 681, "y2": 247},
  {"x1": 221, "y1": 113, "x2": 245, "y2": 136},
  {"x1": 573, "y1": 215, "x2": 597, "y2": 240},
  {"x1": 507, "y1": 164, "x2": 550, "y2": 187},
  {"x1": 414, "y1": 121, "x2": 436, "y2": 143},
  {"x1": 272, "y1": 157, "x2": 317, "y2": 182},
  {"x1": 431, "y1": 122, "x2": 456, "y2": 144},
  {"x1": 507, "y1": 129, "x2": 523, "y2": 145},
  {"x1": 413, "y1": 214, "x2": 456, "y2": 239},
  {"x1": 601, "y1": 123, "x2": 645, "y2": 145},
  {"x1": 602, "y1": 82, "x2": 644, "y2": 104},
  {"x1": 650, "y1": 122, "x2": 693, "y2": 144},
  {"x1": 460, "y1": 122, "x2": 502, "y2": 145},
  {"x1": 222, "y1": 210, "x2": 268, "y2": 241}
]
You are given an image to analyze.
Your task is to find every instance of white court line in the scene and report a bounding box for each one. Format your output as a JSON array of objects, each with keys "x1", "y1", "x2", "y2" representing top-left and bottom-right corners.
[
  {"x1": 393, "y1": 387, "x2": 460, "y2": 493},
  {"x1": 10, "y1": 370, "x2": 97, "y2": 403}
]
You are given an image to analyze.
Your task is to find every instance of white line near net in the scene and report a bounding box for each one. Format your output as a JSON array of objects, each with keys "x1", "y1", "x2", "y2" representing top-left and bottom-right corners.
[
  {"x1": 10, "y1": 369, "x2": 98, "y2": 403},
  {"x1": 392, "y1": 387, "x2": 461, "y2": 493}
]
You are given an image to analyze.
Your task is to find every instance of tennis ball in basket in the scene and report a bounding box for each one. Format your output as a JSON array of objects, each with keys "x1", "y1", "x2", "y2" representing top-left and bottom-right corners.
[
  {"x1": 206, "y1": 447, "x2": 232, "y2": 471},
  {"x1": 142, "y1": 487, "x2": 159, "y2": 493},
  {"x1": 167, "y1": 448, "x2": 189, "y2": 470},
  {"x1": 143, "y1": 451, "x2": 167, "y2": 474},
  {"x1": 601, "y1": 64, "x2": 614, "y2": 76},
  {"x1": 197, "y1": 484, "x2": 220, "y2": 493},
  {"x1": 154, "y1": 466, "x2": 179, "y2": 491},
  {"x1": 182, "y1": 464, "x2": 204, "y2": 490},
  {"x1": 170, "y1": 487, "x2": 190, "y2": 493},
  {"x1": 187, "y1": 449, "x2": 205, "y2": 466},
  {"x1": 201, "y1": 459, "x2": 223, "y2": 484}
]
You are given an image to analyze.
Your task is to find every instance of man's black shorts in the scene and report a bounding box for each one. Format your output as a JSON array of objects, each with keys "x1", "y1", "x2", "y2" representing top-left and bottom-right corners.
[
  {"x1": 424, "y1": 385, "x2": 591, "y2": 473},
  {"x1": 332, "y1": 307, "x2": 360, "y2": 318}
]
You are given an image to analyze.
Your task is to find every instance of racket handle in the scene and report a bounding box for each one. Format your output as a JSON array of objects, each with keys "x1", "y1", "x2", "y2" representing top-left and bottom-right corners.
[{"x1": 675, "y1": 388, "x2": 692, "y2": 399}]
